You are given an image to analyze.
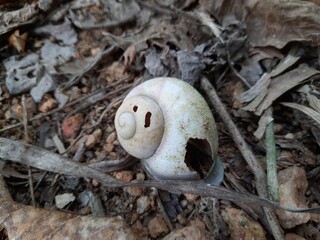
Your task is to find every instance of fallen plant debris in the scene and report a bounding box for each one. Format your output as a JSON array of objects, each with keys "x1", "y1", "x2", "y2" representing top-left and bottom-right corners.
[
  {"x1": 0, "y1": 137, "x2": 319, "y2": 214},
  {"x1": 1, "y1": 0, "x2": 320, "y2": 239}
]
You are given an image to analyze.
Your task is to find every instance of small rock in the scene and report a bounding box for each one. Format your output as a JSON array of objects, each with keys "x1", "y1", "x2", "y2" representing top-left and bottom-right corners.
[
  {"x1": 10, "y1": 103, "x2": 23, "y2": 119},
  {"x1": 276, "y1": 166, "x2": 310, "y2": 229},
  {"x1": 148, "y1": 215, "x2": 169, "y2": 238},
  {"x1": 285, "y1": 233, "x2": 306, "y2": 240},
  {"x1": 106, "y1": 132, "x2": 117, "y2": 143},
  {"x1": 284, "y1": 133, "x2": 295, "y2": 140},
  {"x1": 55, "y1": 193, "x2": 76, "y2": 209},
  {"x1": 79, "y1": 207, "x2": 91, "y2": 215},
  {"x1": 177, "y1": 214, "x2": 187, "y2": 226},
  {"x1": 221, "y1": 207, "x2": 266, "y2": 240},
  {"x1": 180, "y1": 199, "x2": 188, "y2": 208},
  {"x1": 39, "y1": 96, "x2": 57, "y2": 113},
  {"x1": 131, "y1": 220, "x2": 148, "y2": 240},
  {"x1": 61, "y1": 113, "x2": 84, "y2": 139},
  {"x1": 85, "y1": 135, "x2": 97, "y2": 149},
  {"x1": 136, "y1": 196, "x2": 151, "y2": 214},
  {"x1": 163, "y1": 219, "x2": 210, "y2": 240},
  {"x1": 114, "y1": 171, "x2": 134, "y2": 182},
  {"x1": 85, "y1": 129, "x2": 102, "y2": 149},
  {"x1": 136, "y1": 173, "x2": 145, "y2": 181},
  {"x1": 184, "y1": 193, "x2": 199, "y2": 202},
  {"x1": 103, "y1": 143, "x2": 114, "y2": 152},
  {"x1": 91, "y1": 179, "x2": 99, "y2": 188},
  {"x1": 125, "y1": 185, "x2": 145, "y2": 197}
]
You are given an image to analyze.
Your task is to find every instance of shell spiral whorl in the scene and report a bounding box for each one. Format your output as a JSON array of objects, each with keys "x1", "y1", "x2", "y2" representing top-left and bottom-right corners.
[
  {"x1": 115, "y1": 95, "x2": 164, "y2": 159},
  {"x1": 117, "y1": 112, "x2": 136, "y2": 139}
]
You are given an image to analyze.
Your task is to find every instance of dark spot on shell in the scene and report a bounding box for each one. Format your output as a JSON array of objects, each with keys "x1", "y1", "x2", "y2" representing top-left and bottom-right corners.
[{"x1": 144, "y1": 112, "x2": 152, "y2": 128}]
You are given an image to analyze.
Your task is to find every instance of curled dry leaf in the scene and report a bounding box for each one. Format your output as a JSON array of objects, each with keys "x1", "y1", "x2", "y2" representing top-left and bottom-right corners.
[
  {"x1": 241, "y1": 64, "x2": 320, "y2": 115},
  {"x1": 8, "y1": 29, "x2": 28, "y2": 53},
  {"x1": 281, "y1": 102, "x2": 320, "y2": 145},
  {"x1": 281, "y1": 102, "x2": 320, "y2": 126},
  {"x1": 124, "y1": 45, "x2": 137, "y2": 69}
]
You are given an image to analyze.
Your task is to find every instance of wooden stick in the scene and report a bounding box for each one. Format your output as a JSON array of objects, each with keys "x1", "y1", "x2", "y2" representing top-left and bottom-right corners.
[{"x1": 200, "y1": 77, "x2": 284, "y2": 240}]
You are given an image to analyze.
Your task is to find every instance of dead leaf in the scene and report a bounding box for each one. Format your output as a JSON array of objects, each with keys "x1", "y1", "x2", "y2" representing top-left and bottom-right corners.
[
  {"x1": 241, "y1": 64, "x2": 320, "y2": 115},
  {"x1": 203, "y1": 0, "x2": 320, "y2": 48},
  {"x1": 124, "y1": 45, "x2": 137, "y2": 69},
  {"x1": 282, "y1": 102, "x2": 320, "y2": 145},
  {"x1": 8, "y1": 29, "x2": 28, "y2": 53}
]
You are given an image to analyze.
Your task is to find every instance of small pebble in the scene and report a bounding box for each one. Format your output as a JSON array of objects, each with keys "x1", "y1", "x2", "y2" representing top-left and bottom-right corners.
[
  {"x1": 284, "y1": 133, "x2": 295, "y2": 140},
  {"x1": 136, "y1": 173, "x2": 145, "y2": 181},
  {"x1": 184, "y1": 193, "x2": 199, "y2": 202},
  {"x1": 125, "y1": 185, "x2": 145, "y2": 197},
  {"x1": 106, "y1": 132, "x2": 116, "y2": 143},
  {"x1": 114, "y1": 171, "x2": 134, "y2": 182},
  {"x1": 180, "y1": 199, "x2": 188, "y2": 208},
  {"x1": 61, "y1": 113, "x2": 84, "y2": 139},
  {"x1": 177, "y1": 214, "x2": 187, "y2": 226},
  {"x1": 136, "y1": 196, "x2": 151, "y2": 214},
  {"x1": 91, "y1": 178, "x2": 99, "y2": 187},
  {"x1": 39, "y1": 97, "x2": 57, "y2": 113},
  {"x1": 103, "y1": 143, "x2": 114, "y2": 152},
  {"x1": 148, "y1": 216, "x2": 169, "y2": 238},
  {"x1": 131, "y1": 220, "x2": 148, "y2": 239}
]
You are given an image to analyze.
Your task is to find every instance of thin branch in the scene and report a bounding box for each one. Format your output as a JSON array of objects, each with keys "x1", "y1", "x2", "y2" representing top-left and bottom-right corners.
[
  {"x1": 200, "y1": 77, "x2": 284, "y2": 240},
  {"x1": 0, "y1": 137, "x2": 319, "y2": 214}
]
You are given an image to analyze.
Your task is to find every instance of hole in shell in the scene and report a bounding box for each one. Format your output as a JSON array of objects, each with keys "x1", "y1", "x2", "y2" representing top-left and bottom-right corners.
[
  {"x1": 133, "y1": 105, "x2": 138, "y2": 112},
  {"x1": 144, "y1": 111, "x2": 152, "y2": 128},
  {"x1": 184, "y1": 138, "x2": 213, "y2": 179}
]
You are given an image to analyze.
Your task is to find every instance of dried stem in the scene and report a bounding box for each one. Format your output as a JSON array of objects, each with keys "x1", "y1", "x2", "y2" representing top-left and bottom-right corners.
[
  {"x1": 199, "y1": 77, "x2": 284, "y2": 240},
  {"x1": 0, "y1": 137, "x2": 319, "y2": 214},
  {"x1": 265, "y1": 108, "x2": 280, "y2": 202}
]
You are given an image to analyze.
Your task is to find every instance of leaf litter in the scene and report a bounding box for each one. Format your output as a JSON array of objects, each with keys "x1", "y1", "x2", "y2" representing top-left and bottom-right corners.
[{"x1": 1, "y1": 0, "x2": 320, "y2": 239}]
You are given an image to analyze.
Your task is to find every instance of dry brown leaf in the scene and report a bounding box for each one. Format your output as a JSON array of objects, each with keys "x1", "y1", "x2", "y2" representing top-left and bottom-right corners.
[
  {"x1": 0, "y1": 177, "x2": 136, "y2": 240},
  {"x1": 241, "y1": 64, "x2": 320, "y2": 115},
  {"x1": 8, "y1": 29, "x2": 28, "y2": 53},
  {"x1": 255, "y1": 65, "x2": 319, "y2": 115},
  {"x1": 203, "y1": 0, "x2": 320, "y2": 48},
  {"x1": 124, "y1": 45, "x2": 137, "y2": 69}
]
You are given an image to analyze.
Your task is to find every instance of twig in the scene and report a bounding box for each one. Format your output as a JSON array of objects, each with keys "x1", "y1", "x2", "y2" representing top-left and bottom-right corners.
[
  {"x1": 199, "y1": 77, "x2": 284, "y2": 240},
  {"x1": 22, "y1": 95, "x2": 36, "y2": 207},
  {"x1": 153, "y1": 188, "x2": 174, "y2": 230},
  {"x1": 194, "y1": 11, "x2": 224, "y2": 43},
  {"x1": 265, "y1": 108, "x2": 280, "y2": 203},
  {"x1": 0, "y1": 137, "x2": 319, "y2": 214},
  {"x1": 0, "y1": 80, "x2": 130, "y2": 134}
]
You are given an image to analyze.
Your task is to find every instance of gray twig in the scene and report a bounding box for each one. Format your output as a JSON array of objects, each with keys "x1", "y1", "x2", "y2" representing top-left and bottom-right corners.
[
  {"x1": 200, "y1": 77, "x2": 284, "y2": 240},
  {"x1": 0, "y1": 137, "x2": 319, "y2": 214}
]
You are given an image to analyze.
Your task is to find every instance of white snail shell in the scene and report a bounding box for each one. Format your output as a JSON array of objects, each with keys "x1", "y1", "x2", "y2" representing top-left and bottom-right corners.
[{"x1": 115, "y1": 77, "x2": 223, "y2": 183}]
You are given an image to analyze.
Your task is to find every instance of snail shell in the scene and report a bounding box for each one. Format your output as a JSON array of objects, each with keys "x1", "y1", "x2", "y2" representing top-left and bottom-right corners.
[{"x1": 115, "y1": 77, "x2": 223, "y2": 184}]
